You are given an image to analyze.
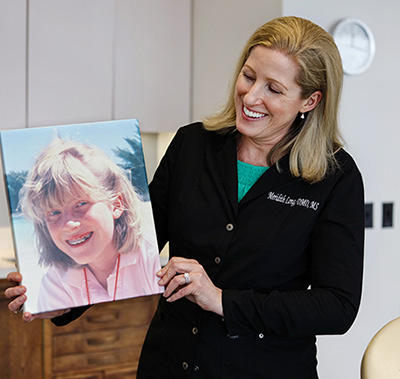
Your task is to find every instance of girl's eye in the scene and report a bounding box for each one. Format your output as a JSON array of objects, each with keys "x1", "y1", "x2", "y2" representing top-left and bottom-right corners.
[
  {"x1": 45, "y1": 210, "x2": 61, "y2": 223},
  {"x1": 76, "y1": 201, "x2": 89, "y2": 208}
]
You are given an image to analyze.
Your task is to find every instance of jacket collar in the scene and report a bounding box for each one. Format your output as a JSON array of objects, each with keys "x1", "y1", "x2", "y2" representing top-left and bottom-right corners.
[
  {"x1": 214, "y1": 130, "x2": 238, "y2": 212},
  {"x1": 213, "y1": 130, "x2": 296, "y2": 209}
]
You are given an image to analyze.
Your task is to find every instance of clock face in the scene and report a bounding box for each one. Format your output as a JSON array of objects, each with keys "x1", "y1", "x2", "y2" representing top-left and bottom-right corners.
[{"x1": 333, "y1": 19, "x2": 375, "y2": 75}]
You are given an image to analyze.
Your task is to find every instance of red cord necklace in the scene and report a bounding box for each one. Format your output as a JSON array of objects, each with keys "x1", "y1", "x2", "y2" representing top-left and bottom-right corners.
[{"x1": 83, "y1": 253, "x2": 121, "y2": 305}]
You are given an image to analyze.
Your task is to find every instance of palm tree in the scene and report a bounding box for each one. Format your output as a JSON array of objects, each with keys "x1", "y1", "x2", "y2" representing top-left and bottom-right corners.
[
  {"x1": 112, "y1": 137, "x2": 150, "y2": 201},
  {"x1": 5, "y1": 170, "x2": 28, "y2": 213}
]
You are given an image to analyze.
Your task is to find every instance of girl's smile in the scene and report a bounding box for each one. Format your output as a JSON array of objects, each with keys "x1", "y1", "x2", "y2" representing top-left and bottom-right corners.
[
  {"x1": 66, "y1": 231, "x2": 93, "y2": 246},
  {"x1": 45, "y1": 197, "x2": 123, "y2": 268}
]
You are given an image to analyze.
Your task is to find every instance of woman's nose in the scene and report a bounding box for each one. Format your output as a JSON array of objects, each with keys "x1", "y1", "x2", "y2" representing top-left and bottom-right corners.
[{"x1": 244, "y1": 84, "x2": 263, "y2": 105}]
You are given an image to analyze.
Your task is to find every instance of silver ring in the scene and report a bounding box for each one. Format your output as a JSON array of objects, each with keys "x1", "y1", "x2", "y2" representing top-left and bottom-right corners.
[
  {"x1": 13, "y1": 306, "x2": 23, "y2": 314},
  {"x1": 184, "y1": 272, "x2": 190, "y2": 285}
]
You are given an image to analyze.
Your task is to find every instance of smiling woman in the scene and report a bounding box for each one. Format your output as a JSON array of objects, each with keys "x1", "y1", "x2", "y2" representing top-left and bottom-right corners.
[
  {"x1": 234, "y1": 47, "x2": 322, "y2": 166},
  {"x1": 5, "y1": 16, "x2": 364, "y2": 379}
]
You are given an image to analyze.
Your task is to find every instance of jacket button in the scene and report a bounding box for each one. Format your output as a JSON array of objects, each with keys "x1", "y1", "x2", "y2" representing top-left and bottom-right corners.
[
  {"x1": 215, "y1": 256, "x2": 221, "y2": 264},
  {"x1": 182, "y1": 362, "x2": 189, "y2": 370},
  {"x1": 192, "y1": 327, "x2": 198, "y2": 335},
  {"x1": 258, "y1": 333, "x2": 264, "y2": 339},
  {"x1": 226, "y1": 223, "x2": 234, "y2": 231}
]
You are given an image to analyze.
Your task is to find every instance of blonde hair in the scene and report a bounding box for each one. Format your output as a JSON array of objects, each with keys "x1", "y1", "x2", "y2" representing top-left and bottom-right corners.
[
  {"x1": 19, "y1": 138, "x2": 144, "y2": 269},
  {"x1": 203, "y1": 16, "x2": 344, "y2": 183}
]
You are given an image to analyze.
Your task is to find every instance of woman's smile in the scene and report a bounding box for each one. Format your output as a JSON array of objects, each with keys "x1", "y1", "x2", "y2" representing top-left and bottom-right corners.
[{"x1": 242, "y1": 105, "x2": 268, "y2": 120}]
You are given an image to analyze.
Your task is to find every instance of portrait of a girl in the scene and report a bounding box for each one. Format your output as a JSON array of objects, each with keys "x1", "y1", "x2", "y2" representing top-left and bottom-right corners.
[{"x1": 18, "y1": 136, "x2": 163, "y2": 313}]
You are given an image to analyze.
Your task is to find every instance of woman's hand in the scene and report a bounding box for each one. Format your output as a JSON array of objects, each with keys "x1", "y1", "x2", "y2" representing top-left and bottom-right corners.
[
  {"x1": 5, "y1": 272, "x2": 70, "y2": 322},
  {"x1": 157, "y1": 257, "x2": 223, "y2": 316}
]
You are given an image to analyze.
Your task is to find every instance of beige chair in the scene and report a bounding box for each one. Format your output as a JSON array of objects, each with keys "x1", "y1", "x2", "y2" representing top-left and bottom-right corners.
[{"x1": 361, "y1": 317, "x2": 400, "y2": 378}]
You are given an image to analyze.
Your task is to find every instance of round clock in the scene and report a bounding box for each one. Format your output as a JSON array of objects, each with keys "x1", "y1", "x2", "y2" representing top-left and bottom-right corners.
[{"x1": 333, "y1": 18, "x2": 376, "y2": 76}]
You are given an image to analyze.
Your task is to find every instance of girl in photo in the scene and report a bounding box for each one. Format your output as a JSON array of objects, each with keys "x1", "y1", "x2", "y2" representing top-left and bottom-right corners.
[{"x1": 19, "y1": 137, "x2": 163, "y2": 312}]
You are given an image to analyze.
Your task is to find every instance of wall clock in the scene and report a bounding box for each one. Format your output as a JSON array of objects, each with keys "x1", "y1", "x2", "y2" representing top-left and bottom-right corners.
[{"x1": 333, "y1": 18, "x2": 376, "y2": 76}]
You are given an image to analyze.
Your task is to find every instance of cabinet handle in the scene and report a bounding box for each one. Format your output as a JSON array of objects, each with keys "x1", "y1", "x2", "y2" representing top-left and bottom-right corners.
[
  {"x1": 87, "y1": 354, "x2": 116, "y2": 366},
  {"x1": 87, "y1": 334, "x2": 118, "y2": 346},
  {"x1": 86, "y1": 311, "x2": 120, "y2": 323}
]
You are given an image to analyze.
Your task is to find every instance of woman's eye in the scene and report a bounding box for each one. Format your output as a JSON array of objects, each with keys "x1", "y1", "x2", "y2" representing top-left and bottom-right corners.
[
  {"x1": 268, "y1": 86, "x2": 282, "y2": 95},
  {"x1": 242, "y1": 72, "x2": 255, "y2": 81}
]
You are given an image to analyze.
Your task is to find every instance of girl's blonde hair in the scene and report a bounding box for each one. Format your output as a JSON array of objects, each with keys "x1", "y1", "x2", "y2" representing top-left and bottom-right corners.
[
  {"x1": 203, "y1": 16, "x2": 344, "y2": 183},
  {"x1": 19, "y1": 138, "x2": 144, "y2": 269}
]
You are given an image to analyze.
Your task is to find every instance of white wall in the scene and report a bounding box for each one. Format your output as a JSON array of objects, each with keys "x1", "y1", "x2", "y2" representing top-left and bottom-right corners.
[
  {"x1": 192, "y1": 0, "x2": 282, "y2": 120},
  {"x1": 283, "y1": 1, "x2": 400, "y2": 378}
]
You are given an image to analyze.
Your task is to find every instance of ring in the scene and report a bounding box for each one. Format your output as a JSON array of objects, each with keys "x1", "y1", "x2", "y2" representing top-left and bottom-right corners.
[
  {"x1": 13, "y1": 306, "x2": 23, "y2": 314},
  {"x1": 184, "y1": 272, "x2": 190, "y2": 285}
]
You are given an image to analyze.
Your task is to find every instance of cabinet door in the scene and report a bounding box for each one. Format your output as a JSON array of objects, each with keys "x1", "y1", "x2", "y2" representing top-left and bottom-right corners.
[
  {"x1": 0, "y1": 0, "x2": 26, "y2": 130},
  {"x1": 28, "y1": 0, "x2": 114, "y2": 127},
  {"x1": 114, "y1": 0, "x2": 191, "y2": 132},
  {"x1": 0, "y1": 280, "x2": 43, "y2": 378}
]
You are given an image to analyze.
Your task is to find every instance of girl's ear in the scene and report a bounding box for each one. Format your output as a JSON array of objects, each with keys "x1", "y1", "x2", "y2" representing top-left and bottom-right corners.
[{"x1": 112, "y1": 194, "x2": 124, "y2": 219}]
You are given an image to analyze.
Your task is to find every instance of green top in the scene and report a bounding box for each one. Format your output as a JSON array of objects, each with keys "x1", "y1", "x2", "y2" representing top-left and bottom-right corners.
[{"x1": 237, "y1": 160, "x2": 269, "y2": 202}]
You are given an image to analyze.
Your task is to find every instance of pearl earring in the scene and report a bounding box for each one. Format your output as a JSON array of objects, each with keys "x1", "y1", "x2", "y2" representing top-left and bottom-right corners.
[{"x1": 300, "y1": 113, "x2": 305, "y2": 119}]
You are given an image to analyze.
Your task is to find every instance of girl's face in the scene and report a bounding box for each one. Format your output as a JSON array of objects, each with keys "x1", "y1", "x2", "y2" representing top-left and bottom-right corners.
[{"x1": 45, "y1": 196, "x2": 123, "y2": 267}]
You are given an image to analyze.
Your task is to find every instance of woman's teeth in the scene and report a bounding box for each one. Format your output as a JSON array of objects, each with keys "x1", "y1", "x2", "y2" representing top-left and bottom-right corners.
[
  {"x1": 243, "y1": 106, "x2": 267, "y2": 119},
  {"x1": 67, "y1": 232, "x2": 93, "y2": 246}
]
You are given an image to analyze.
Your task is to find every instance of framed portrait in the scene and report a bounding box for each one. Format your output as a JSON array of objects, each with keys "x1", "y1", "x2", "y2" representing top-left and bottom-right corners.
[{"x1": 0, "y1": 119, "x2": 163, "y2": 314}]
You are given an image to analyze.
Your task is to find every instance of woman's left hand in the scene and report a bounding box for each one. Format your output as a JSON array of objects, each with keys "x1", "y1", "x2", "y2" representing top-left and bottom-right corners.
[{"x1": 157, "y1": 257, "x2": 223, "y2": 316}]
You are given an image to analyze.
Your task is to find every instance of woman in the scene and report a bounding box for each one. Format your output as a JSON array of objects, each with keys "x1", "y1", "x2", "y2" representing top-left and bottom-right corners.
[{"x1": 6, "y1": 16, "x2": 364, "y2": 378}]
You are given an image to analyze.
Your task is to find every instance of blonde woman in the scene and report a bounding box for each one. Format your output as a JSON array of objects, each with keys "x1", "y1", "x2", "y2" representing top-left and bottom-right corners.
[{"x1": 7, "y1": 17, "x2": 364, "y2": 377}]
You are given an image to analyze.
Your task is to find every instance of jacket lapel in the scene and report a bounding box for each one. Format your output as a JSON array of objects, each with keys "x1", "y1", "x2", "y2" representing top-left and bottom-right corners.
[
  {"x1": 239, "y1": 154, "x2": 295, "y2": 206},
  {"x1": 214, "y1": 131, "x2": 238, "y2": 213},
  {"x1": 212, "y1": 131, "x2": 296, "y2": 210}
]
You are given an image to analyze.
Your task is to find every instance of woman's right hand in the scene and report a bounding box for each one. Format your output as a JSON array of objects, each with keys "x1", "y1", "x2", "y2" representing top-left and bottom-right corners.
[{"x1": 5, "y1": 272, "x2": 70, "y2": 322}]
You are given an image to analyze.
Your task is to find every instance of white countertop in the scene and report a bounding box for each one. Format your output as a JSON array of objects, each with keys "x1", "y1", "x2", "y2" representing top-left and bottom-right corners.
[{"x1": 0, "y1": 227, "x2": 16, "y2": 279}]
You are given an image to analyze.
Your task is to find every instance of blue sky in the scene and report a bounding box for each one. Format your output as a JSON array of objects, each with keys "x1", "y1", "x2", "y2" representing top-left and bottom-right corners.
[{"x1": 0, "y1": 119, "x2": 143, "y2": 173}]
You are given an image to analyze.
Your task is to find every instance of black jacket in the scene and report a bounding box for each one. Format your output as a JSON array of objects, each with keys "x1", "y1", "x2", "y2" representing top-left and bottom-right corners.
[{"x1": 137, "y1": 123, "x2": 365, "y2": 378}]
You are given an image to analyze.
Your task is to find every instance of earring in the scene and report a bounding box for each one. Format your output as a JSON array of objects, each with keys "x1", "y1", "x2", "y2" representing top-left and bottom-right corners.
[{"x1": 300, "y1": 113, "x2": 305, "y2": 119}]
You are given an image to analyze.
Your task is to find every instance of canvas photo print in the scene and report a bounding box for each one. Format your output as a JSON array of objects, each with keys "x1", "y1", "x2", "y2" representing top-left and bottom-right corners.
[{"x1": 0, "y1": 119, "x2": 163, "y2": 314}]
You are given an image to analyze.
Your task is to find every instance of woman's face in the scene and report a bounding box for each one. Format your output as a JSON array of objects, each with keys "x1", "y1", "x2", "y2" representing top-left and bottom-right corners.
[
  {"x1": 234, "y1": 46, "x2": 320, "y2": 148},
  {"x1": 45, "y1": 196, "x2": 123, "y2": 267}
]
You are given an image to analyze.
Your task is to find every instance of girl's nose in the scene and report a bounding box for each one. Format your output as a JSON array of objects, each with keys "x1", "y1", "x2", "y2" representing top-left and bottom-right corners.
[{"x1": 65, "y1": 220, "x2": 81, "y2": 230}]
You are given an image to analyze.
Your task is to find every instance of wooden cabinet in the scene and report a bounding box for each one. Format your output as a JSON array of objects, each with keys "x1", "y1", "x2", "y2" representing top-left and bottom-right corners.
[
  {"x1": 0, "y1": 279, "x2": 43, "y2": 379},
  {"x1": 0, "y1": 279, "x2": 159, "y2": 379}
]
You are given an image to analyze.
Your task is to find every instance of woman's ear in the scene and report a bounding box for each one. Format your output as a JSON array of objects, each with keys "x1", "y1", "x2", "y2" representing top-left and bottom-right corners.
[
  {"x1": 112, "y1": 194, "x2": 124, "y2": 219},
  {"x1": 301, "y1": 90, "x2": 322, "y2": 113}
]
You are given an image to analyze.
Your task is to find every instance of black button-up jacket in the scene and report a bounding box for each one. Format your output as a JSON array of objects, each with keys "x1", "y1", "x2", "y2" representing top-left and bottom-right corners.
[{"x1": 137, "y1": 123, "x2": 365, "y2": 378}]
